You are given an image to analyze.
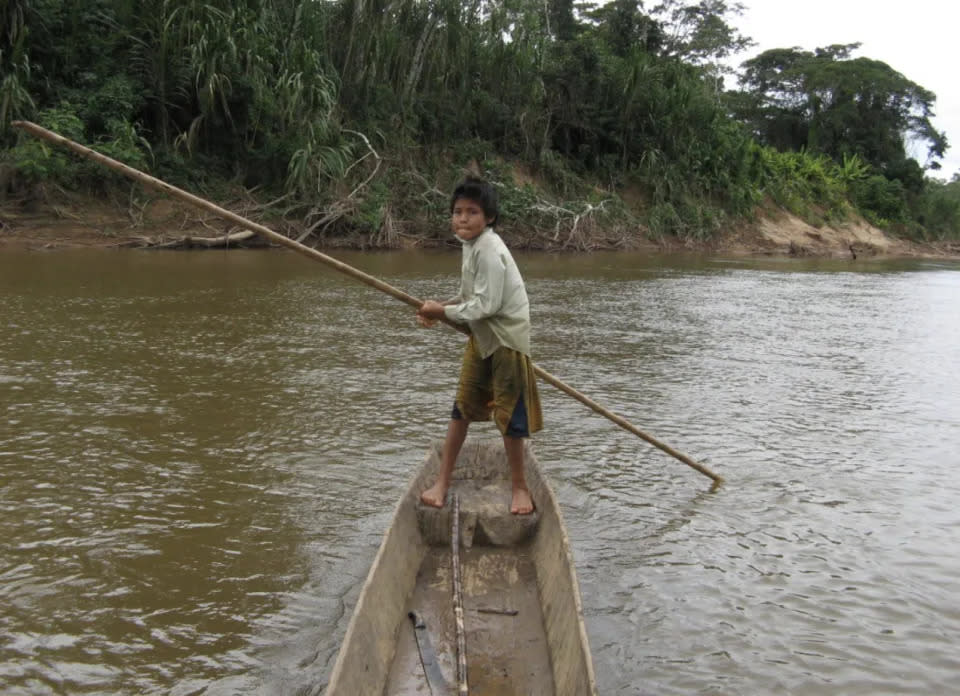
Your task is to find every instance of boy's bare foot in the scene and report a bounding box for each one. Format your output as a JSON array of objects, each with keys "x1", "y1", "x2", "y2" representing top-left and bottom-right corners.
[
  {"x1": 420, "y1": 481, "x2": 448, "y2": 508},
  {"x1": 511, "y1": 486, "x2": 535, "y2": 515}
]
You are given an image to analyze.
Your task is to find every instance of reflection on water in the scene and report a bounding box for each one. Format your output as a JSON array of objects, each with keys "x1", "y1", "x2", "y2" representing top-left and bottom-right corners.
[{"x1": 1, "y1": 249, "x2": 959, "y2": 694}]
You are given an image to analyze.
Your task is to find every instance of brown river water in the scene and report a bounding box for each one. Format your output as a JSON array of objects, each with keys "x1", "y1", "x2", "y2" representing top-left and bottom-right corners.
[{"x1": 1, "y1": 248, "x2": 959, "y2": 695}]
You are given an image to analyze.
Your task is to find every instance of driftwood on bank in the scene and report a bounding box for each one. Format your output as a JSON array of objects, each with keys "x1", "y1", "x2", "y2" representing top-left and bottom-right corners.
[{"x1": 120, "y1": 228, "x2": 264, "y2": 249}]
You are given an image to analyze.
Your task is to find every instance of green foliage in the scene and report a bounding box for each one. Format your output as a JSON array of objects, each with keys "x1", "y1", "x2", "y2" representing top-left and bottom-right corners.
[
  {"x1": 755, "y1": 147, "x2": 851, "y2": 222},
  {"x1": 647, "y1": 202, "x2": 684, "y2": 238},
  {"x1": 851, "y1": 175, "x2": 908, "y2": 228},
  {"x1": 651, "y1": 0, "x2": 753, "y2": 66},
  {"x1": 10, "y1": 102, "x2": 149, "y2": 191},
  {"x1": 0, "y1": 54, "x2": 33, "y2": 132},
  {"x1": 836, "y1": 153, "x2": 870, "y2": 186},
  {"x1": 915, "y1": 178, "x2": 960, "y2": 240},
  {"x1": 497, "y1": 181, "x2": 541, "y2": 224},
  {"x1": 735, "y1": 44, "x2": 947, "y2": 173},
  {"x1": 10, "y1": 105, "x2": 86, "y2": 184},
  {"x1": 97, "y1": 118, "x2": 152, "y2": 171},
  {"x1": 354, "y1": 179, "x2": 391, "y2": 232},
  {"x1": 81, "y1": 75, "x2": 143, "y2": 135},
  {"x1": 285, "y1": 126, "x2": 353, "y2": 198},
  {"x1": 4, "y1": 0, "x2": 954, "y2": 244},
  {"x1": 0, "y1": 0, "x2": 33, "y2": 133},
  {"x1": 536, "y1": 149, "x2": 585, "y2": 197}
]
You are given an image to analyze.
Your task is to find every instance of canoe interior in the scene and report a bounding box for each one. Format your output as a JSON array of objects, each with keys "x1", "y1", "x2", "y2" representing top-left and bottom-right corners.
[
  {"x1": 324, "y1": 439, "x2": 596, "y2": 696},
  {"x1": 387, "y1": 544, "x2": 554, "y2": 696}
]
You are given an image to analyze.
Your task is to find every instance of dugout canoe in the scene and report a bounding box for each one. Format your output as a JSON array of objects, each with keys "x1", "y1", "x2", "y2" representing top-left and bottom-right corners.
[{"x1": 324, "y1": 438, "x2": 597, "y2": 696}]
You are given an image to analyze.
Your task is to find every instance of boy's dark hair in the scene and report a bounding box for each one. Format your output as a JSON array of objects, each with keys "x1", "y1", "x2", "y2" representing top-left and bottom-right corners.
[{"x1": 450, "y1": 177, "x2": 499, "y2": 227}]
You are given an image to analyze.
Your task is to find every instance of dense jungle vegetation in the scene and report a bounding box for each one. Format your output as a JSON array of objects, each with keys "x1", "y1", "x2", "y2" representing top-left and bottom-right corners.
[{"x1": 2, "y1": 0, "x2": 959, "y2": 247}]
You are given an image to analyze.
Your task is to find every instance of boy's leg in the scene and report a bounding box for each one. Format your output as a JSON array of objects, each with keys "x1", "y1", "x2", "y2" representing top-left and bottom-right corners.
[
  {"x1": 503, "y1": 434, "x2": 534, "y2": 514},
  {"x1": 423, "y1": 337, "x2": 489, "y2": 508},
  {"x1": 421, "y1": 417, "x2": 469, "y2": 508},
  {"x1": 491, "y1": 348, "x2": 538, "y2": 515}
]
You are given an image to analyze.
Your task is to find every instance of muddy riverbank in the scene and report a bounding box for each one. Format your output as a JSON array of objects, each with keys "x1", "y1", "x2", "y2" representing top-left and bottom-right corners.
[{"x1": 2, "y1": 194, "x2": 958, "y2": 260}]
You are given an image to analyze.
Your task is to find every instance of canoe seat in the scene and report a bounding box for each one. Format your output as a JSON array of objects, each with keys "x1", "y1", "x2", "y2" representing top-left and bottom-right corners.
[{"x1": 416, "y1": 479, "x2": 539, "y2": 548}]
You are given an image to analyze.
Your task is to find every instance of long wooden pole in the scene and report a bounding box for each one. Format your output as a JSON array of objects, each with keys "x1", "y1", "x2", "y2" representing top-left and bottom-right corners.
[{"x1": 12, "y1": 120, "x2": 723, "y2": 485}]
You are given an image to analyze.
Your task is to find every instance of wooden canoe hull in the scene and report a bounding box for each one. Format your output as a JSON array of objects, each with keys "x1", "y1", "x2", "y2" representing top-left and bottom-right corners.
[{"x1": 324, "y1": 439, "x2": 597, "y2": 696}]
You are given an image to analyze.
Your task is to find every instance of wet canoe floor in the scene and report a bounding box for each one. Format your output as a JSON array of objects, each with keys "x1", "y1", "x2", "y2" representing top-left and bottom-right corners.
[{"x1": 385, "y1": 544, "x2": 555, "y2": 696}]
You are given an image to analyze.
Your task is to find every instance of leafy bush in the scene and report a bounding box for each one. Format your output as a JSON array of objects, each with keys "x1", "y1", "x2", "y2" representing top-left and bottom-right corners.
[
  {"x1": 912, "y1": 178, "x2": 960, "y2": 240},
  {"x1": 9, "y1": 105, "x2": 86, "y2": 186},
  {"x1": 10, "y1": 103, "x2": 150, "y2": 192},
  {"x1": 851, "y1": 175, "x2": 908, "y2": 228},
  {"x1": 757, "y1": 147, "x2": 854, "y2": 223}
]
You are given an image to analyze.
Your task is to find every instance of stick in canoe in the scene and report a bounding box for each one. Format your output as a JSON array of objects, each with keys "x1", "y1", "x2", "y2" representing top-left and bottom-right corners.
[{"x1": 11, "y1": 120, "x2": 724, "y2": 486}]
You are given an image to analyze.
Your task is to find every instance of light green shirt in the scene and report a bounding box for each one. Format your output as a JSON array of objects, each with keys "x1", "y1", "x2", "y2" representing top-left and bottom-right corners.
[{"x1": 444, "y1": 228, "x2": 531, "y2": 358}]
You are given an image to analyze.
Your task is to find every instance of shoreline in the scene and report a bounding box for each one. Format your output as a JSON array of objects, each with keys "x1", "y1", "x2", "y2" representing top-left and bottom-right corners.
[{"x1": 2, "y1": 198, "x2": 959, "y2": 261}]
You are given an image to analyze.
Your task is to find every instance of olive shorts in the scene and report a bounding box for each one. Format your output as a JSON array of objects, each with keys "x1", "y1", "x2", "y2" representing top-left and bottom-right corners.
[{"x1": 452, "y1": 337, "x2": 543, "y2": 437}]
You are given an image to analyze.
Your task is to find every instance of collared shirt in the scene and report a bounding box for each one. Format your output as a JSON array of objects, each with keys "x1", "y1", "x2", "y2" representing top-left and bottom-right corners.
[{"x1": 444, "y1": 228, "x2": 531, "y2": 358}]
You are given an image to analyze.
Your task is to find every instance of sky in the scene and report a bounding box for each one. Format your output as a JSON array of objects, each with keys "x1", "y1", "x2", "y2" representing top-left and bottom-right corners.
[{"x1": 726, "y1": 0, "x2": 960, "y2": 180}]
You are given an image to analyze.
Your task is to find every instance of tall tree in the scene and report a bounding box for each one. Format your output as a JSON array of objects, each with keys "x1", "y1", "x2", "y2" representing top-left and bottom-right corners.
[
  {"x1": 653, "y1": 0, "x2": 752, "y2": 64},
  {"x1": 651, "y1": 0, "x2": 752, "y2": 90},
  {"x1": 735, "y1": 44, "x2": 948, "y2": 178}
]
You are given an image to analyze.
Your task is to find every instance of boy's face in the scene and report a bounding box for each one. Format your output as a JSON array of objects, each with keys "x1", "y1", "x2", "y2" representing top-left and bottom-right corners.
[{"x1": 451, "y1": 197, "x2": 493, "y2": 241}]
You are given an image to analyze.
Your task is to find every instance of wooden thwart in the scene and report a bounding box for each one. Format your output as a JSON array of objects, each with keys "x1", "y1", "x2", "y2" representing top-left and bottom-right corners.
[{"x1": 11, "y1": 119, "x2": 723, "y2": 485}]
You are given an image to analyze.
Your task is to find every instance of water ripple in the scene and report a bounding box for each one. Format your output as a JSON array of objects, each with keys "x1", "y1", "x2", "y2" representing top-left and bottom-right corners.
[{"x1": 1, "y1": 251, "x2": 959, "y2": 694}]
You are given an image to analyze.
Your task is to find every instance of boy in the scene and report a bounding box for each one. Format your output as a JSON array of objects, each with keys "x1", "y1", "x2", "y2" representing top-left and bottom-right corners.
[{"x1": 417, "y1": 177, "x2": 543, "y2": 515}]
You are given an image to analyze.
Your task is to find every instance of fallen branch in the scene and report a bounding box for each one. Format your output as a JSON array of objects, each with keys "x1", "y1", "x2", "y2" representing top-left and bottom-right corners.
[
  {"x1": 531, "y1": 198, "x2": 613, "y2": 250},
  {"x1": 136, "y1": 229, "x2": 260, "y2": 250}
]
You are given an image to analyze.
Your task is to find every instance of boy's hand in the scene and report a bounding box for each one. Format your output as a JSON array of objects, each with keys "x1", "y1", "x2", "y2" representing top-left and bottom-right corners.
[
  {"x1": 418, "y1": 300, "x2": 446, "y2": 321},
  {"x1": 416, "y1": 314, "x2": 437, "y2": 328}
]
